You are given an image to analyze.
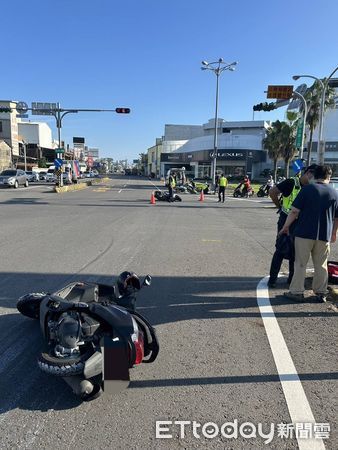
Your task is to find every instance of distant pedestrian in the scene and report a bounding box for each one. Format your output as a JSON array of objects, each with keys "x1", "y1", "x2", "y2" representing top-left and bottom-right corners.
[
  {"x1": 266, "y1": 175, "x2": 274, "y2": 194},
  {"x1": 168, "y1": 172, "x2": 176, "y2": 201},
  {"x1": 242, "y1": 176, "x2": 251, "y2": 196},
  {"x1": 218, "y1": 174, "x2": 228, "y2": 202},
  {"x1": 267, "y1": 165, "x2": 317, "y2": 288},
  {"x1": 280, "y1": 165, "x2": 338, "y2": 302},
  {"x1": 215, "y1": 174, "x2": 220, "y2": 195}
]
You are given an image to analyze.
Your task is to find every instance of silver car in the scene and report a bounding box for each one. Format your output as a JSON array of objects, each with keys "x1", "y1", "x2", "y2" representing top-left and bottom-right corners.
[{"x1": 0, "y1": 169, "x2": 29, "y2": 188}]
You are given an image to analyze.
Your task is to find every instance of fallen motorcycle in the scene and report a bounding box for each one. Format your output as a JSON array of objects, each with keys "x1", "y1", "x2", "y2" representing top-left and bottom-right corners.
[
  {"x1": 17, "y1": 272, "x2": 159, "y2": 401},
  {"x1": 154, "y1": 190, "x2": 182, "y2": 202},
  {"x1": 256, "y1": 184, "x2": 270, "y2": 197}
]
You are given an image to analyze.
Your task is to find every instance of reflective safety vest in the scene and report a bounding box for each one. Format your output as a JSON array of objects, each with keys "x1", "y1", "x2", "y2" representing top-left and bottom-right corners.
[
  {"x1": 219, "y1": 176, "x2": 227, "y2": 187},
  {"x1": 169, "y1": 176, "x2": 176, "y2": 188},
  {"x1": 281, "y1": 177, "x2": 301, "y2": 215}
]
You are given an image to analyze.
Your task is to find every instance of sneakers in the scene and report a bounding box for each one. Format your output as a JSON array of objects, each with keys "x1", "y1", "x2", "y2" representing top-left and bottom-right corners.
[
  {"x1": 315, "y1": 294, "x2": 328, "y2": 303},
  {"x1": 283, "y1": 292, "x2": 305, "y2": 302}
]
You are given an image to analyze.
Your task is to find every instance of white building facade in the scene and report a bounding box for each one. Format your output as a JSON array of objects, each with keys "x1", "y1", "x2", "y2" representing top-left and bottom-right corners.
[
  {"x1": 18, "y1": 121, "x2": 53, "y2": 148},
  {"x1": 160, "y1": 119, "x2": 270, "y2": 180}
]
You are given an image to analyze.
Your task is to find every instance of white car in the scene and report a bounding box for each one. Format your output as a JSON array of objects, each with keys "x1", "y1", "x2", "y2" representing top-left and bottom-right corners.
[{"x1": 25, "y1": 171, "x2": 39, "y2": 182}]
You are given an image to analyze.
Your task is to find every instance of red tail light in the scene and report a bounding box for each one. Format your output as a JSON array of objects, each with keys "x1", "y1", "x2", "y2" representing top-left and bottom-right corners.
[
  {"x1": 134, "y1": 330, "x2": 144, "y2": 365},
  {"x1": 131, "y1": 317, "x2": 144, "y2": 365},
  {"x1": 328, "y1": 263, "x2": 338, "y2": 277}
]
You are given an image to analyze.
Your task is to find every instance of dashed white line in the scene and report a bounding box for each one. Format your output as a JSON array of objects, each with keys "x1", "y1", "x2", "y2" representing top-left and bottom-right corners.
[{"x1": 257, "y1": 276, "x2": 325, "y2": 450}]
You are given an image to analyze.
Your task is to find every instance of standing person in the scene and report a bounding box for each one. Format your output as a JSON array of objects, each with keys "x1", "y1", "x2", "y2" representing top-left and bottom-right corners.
[
  {"x1": 168, "y1": 172, "x2": 176, "y2": 201},
  {"x1": 267, "y1": 165, "x2": 317, "y2": 288},
  {"x1": 215, "y1": 173, "x2": 220, "y2": 195},
  {"x1": 218, "y1": 173, "x2": 227, "y2": 202},
  {"x1": 266, "y1": 175, "x2": 274, "y2": 194},
  {"x1": 280, "y1": 165, "x2": 338, "y2": 302}
]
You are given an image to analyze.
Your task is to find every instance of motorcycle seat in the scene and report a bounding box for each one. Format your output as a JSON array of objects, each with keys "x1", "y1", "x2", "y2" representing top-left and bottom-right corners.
[{"x1": 64, "y1": 283, "x2": 99, "y2": 303}]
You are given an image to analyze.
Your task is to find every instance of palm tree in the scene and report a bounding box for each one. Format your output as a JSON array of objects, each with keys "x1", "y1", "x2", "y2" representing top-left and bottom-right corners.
[
  {"x1": 304, "y1": 79, "x2": 335, "y2": 166},
  {"x1": 263, "y1": 121, "x2": 282, "y2": 182},
  {"x1": 280, "y1": 112, "x2": 298, "y2": 178}
]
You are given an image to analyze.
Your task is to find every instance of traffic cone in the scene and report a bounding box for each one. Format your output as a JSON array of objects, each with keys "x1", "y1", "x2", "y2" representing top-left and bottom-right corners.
[
  {"x1": 150, "y1": 191, "x2": 156, "y2": 204},
  {"x1": 199, "y1": 190, "x2": 205, "y2": 202}
]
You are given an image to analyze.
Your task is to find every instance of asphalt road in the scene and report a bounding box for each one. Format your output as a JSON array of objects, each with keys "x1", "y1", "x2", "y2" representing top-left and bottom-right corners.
[{"x1": 0, "y1": 176, "x2": 337, "y2": 450}]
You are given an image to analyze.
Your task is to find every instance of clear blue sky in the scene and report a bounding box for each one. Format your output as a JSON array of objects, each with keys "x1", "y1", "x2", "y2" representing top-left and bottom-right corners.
[{"x1": 2, "y1": 0, "x2": 337, "y2": 160}]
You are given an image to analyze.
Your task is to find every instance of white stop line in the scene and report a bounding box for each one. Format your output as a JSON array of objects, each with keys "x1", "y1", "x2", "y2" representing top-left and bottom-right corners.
[{"x1": 256, "y1": 276, "x2": 325, "y2": 450}]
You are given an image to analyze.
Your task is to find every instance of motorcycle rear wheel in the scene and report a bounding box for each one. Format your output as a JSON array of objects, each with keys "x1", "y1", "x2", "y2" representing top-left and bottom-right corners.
[{"x1": 37, "y1": 349, "x2": 93, "y2": 376}]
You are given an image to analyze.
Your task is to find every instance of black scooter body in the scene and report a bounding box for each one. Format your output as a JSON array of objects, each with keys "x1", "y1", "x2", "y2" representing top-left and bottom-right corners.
[{"x1": 17, "y1": 276, "x2": 159, "y2": 401}]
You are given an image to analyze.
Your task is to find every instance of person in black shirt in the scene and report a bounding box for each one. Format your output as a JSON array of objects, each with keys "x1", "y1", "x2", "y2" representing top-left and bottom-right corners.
[
  {"x1": 267, "y1": 165, "x2": 317, "y2": 287},
  {"x1": 280, "y1": 165, "x2": 338, "y2": 302}
]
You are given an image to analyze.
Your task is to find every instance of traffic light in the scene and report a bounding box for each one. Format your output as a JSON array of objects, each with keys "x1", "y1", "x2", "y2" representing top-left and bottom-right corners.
[
  {"x1": 253, "y1": 102, "x2": 276, "y2": 112},
  {"x1": 0, "y1": 107, "x2": 12, "y2": 113},
  {"x1": 115, "y1": 108, "x2": 130, "y2": 114}
]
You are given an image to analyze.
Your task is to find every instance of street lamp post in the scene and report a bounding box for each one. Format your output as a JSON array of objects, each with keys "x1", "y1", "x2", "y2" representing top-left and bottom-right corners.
[
  {"x1": 293, "y1": 74, "x2": 324, "y2": 164},
  {"x1": 293, "y1": 66, "x2": 338, "y2": 165},
  {"x1": 201, "y1": 58, "x2": 237, "y2": 187}
]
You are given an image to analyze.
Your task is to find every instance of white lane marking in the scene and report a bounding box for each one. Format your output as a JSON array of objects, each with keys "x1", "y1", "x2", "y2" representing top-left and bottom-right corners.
[
  {"x1": 257, "y1": 276, "x2": 325, "y2": 450},
  {"x1": 118, "y1": 189, "x2": 122, "y2": 193}
]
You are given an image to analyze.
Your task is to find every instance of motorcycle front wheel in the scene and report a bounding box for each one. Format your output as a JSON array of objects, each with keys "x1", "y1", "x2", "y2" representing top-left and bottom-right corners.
[{"x1": 17, "y1": 293, "x2": 46, "y2": 319}]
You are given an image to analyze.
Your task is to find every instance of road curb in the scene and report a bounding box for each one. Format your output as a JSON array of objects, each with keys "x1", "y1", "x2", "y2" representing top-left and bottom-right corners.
[
  {"x1": 54, "y1": 183, "x2": 88, "y2": 193},
  {"x1": 54, "y1": 178, "x2": 110, "y2": 193}
]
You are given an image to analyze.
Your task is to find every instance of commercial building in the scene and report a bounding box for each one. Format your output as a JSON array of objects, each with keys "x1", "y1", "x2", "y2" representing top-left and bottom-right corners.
[
  {"x1": 147, "y1": 138, "x2": 163, "y2": 177},
  {"x1": 160, "y1": 119, "x2": 270, "y2": 179},
  {"x1": 0, "y1": 140, "x2": 11, "y2": 171},
  {"x1": 18, "y1": 121, "x2": 53, "y2": 149},
  {"x1": 0, "y1": 101, "x2": 19, "y2": 157}
]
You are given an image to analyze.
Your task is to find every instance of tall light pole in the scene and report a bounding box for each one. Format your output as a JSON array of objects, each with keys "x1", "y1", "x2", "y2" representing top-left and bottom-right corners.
[
  {"x1": 292, "y1": 67, "x2": 338, "y2": 165},
  {"x1": 201, "y1": 58, "x2": 238, "y2": 187}
]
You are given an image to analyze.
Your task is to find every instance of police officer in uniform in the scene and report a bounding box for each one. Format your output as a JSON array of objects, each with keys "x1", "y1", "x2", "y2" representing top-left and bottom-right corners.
[
  {"x1": 267, "y1": 165, "x2": 317, "y2": 287},
  {"x1": 218, "y1": 173, "x2": 228, "y2": 203}
]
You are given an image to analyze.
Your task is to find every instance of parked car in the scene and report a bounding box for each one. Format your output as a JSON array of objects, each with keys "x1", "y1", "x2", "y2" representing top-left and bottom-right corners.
[
  {"x1": 25, "y1": 171, "x2": 39, "y2": 182},
  {"x1": 0, "y1": 169, "x2": 29, "y2": 188},
  {"x1": 39, "y1": 171, "x2": 47, "y2": 181},
  {"x1": 46, "y1": 167, "x2": 57, "y2": 183}
]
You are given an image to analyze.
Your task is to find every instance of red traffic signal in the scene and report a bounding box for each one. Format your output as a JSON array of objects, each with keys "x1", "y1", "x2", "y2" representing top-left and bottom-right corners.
[{"x1": 115, "y1": 108, "x2": 130, "y2": 114}]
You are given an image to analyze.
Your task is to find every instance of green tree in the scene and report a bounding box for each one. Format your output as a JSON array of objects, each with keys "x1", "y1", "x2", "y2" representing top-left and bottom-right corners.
[
  {"x1": 304, "y1": 80, "x2": 335, "y2": 166},
  {"x1": 280, "y1": 112, "x2": 298, "y2": 178},
  {"x1": 263, "y1": 121, "x2": 283, "y2": 182},
  {"x1": 38, "y1": 157, "x2": 47, "y2": 168}
]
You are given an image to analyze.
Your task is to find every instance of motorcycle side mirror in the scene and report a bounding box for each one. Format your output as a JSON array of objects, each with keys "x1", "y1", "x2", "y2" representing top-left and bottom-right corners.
[{"x1": 142, "y1": 275, "x2": 152, "y2": 287}]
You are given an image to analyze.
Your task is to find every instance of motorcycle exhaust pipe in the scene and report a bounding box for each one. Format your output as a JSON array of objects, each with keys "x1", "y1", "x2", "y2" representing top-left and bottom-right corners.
[{"x1": 62, "y1": 376, "x2": 94, "y2": 397}]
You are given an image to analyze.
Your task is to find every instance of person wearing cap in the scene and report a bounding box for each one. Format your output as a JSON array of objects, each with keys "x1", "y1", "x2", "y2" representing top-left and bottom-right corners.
[
  {"x1": 280, "y1": 165, "x2": 338, "y2": 302},
  {"x1": 267, "y1": 164, "x2": 317, "y2": 288}
]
